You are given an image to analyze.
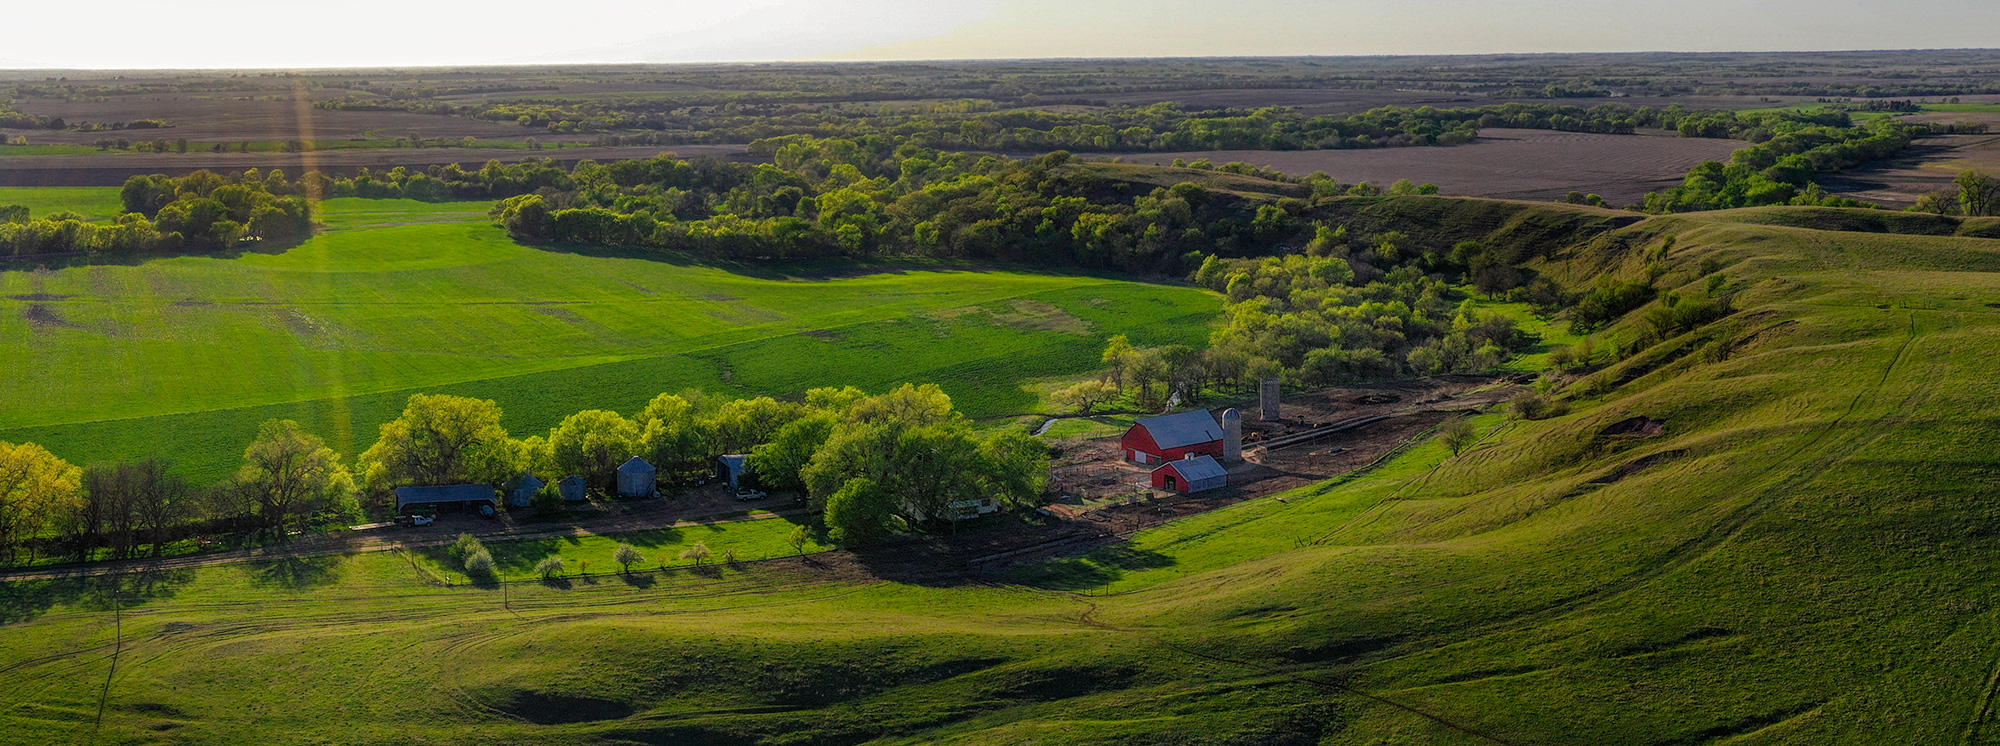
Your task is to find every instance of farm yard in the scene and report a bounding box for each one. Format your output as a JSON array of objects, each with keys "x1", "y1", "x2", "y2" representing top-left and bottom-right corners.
[
  {"x1": 0, "y1": 189, "x2": 1221, "y2": 481},
  {"x1": 1114, "y1": 128, "x2": 1749, "y2": 205}
]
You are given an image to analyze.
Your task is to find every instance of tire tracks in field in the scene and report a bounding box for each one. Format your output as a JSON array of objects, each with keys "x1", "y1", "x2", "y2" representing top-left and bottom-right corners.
[
  {"x1": 1425, "y1": 310, "x2": 1933, "y2": 655},
  {"x1": 975, "y1": 580, "x2": 1522, "y2": 745}
]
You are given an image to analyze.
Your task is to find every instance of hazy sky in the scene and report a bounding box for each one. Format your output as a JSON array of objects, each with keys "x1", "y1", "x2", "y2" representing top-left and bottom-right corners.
[{"x1": 2, "y1": 0, "x2": 1996, "y2": 68}]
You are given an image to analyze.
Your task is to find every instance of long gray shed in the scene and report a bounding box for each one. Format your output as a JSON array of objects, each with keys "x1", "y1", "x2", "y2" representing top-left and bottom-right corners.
[{"x1": 394, "y1": 484, "x2": 497, "y2": 514}]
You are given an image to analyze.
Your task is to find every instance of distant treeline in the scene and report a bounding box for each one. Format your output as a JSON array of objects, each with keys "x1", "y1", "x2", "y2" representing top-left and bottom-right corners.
[
  {"x1": 0, "y1": 101, "x2": 61, "y2": 129},
  {"x1": 477, "y1": 137, "x2": 1434, "y2": 275},
  {"x1": 313, "y1": 97, "x2": 1815, "y2": 151}
]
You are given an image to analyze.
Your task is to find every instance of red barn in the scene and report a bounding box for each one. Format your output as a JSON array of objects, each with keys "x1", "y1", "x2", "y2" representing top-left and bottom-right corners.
[
  {"x1": 1151, "y1": 455, "x2": 1228, "y2": 494},
  {"x1": 1121, "y1": 410, "x2": 1224, "y2": 465}
]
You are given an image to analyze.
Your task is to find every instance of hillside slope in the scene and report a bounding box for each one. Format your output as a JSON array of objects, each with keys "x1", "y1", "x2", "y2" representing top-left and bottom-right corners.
[{"x1": 4, "y1": 199, "x2": 2000, "y2": 745}]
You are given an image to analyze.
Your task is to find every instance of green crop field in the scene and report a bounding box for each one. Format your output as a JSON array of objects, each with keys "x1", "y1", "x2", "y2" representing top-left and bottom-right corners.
[
  {"x1": 0, "y1": 193, "x2": 1220, "y2": 481},
  {"x1": 0, "y1": 186, "x2": 129, "y2": 221},
  {"x1": 9, "y1": 197, "x2": 2000, "y2": 744}
]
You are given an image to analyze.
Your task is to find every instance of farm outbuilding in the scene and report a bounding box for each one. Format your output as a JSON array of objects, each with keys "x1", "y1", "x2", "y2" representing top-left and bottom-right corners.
[
  {"x1": 503, "y1": 472, "x2": 544, "y2": 508},
  {"x1": 1151, "y1": 455, "x2": 1227, "y2": 494},
  {"x1": 616, "y1": 457, "x2": 657, "y2": 498},
  {"x1": 1121, "y1": 409, "x2": 1225, "y2": 465},
  {"x1": 715, "y1": 454, "x2": 758, "y2": 491},
  {"x1": 558, "y1": 475, "x2": 588, "y2": 502},
  {"x1": 393, "y1": 484, "x2": 498, "y2": 514}
]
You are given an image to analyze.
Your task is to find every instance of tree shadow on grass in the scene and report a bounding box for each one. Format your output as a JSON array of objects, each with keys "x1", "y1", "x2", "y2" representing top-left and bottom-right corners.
[
  {"x1": 0, "y1": 567, "x2": 197, "y2": 625},
  {"x1": 1006, "y1": 544, "x2": 1177, "y2": 592},
  {"x1": 619, "y1": 572, "x2": 657, "y2": 589},
  {"x1": 539, "y1": 576, "x2": 573, "y2": 591},
  {"x1": 611, "y1": 528, "x2": 685, "y2": 550},
  {"x1": 521, "y1": 241, "x2": 1115, "y2": 283},
  {"x1": 245, "y1": 554, "x2": 342, "y2": 591}
]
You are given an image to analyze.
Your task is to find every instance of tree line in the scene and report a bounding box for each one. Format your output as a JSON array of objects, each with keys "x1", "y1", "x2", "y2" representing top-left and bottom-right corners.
[
  {"x1": 485, "y1": 138, "x2": 1445, "y2": 276},
  {"x1": 0, "y1": 383, "x2": 1049, "y2": 568},
  {"x1": 1639, "y1": 118, "x2": 1922, "y2": 213},
  {"x1": 0, "y1": 170, "x2": 312, "y2": 257},
  {"x1": 311, "y1": 97, "x2": 1796, "y2": 153}
]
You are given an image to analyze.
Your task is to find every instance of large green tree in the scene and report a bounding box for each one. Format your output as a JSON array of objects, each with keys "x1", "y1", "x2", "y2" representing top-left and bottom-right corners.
[
  {"x1": 358, "y1": 394, "x2": 517, "y2": 490},
  {"x1": 237, "y1": 420, "x2": 358, "y2": 533},
  {"x1": 824, "y1": 477, "x2": 894, "y2": 545},
  {"x1": 0, "y1": 441, "x2": 80, "y2": 565},
  {"x1": 545, "y1": 410, "x2": 641, "y2": 491}
]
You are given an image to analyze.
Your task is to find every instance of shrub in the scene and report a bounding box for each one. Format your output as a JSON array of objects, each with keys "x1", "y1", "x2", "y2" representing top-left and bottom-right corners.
[
  {"x1": 614, "y1": 544, "x2": 644, "y2": 573},
  {"x1": 464, "y1": 548, "x2": 494, "y2": 578},
  {"x1": 535, "y1": 555, "x2": 565, "y2": 579},
  {"x1": 1510, "y1": 390, "x2": 1570, "y2": 420}
]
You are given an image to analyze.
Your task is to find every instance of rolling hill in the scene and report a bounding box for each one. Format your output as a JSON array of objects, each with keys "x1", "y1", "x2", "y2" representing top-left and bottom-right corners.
[{"x1": 6, "y1": 196, "x2": 2000, "y2": 744}]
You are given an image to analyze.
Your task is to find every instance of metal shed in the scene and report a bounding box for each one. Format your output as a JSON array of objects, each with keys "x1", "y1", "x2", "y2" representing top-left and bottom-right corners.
[
  {"x1": 503, "y1": 472, "x2": 544, "y2": 509},
  {"x1": 616, "y1": 457, "x2": 657, "y2": 498},
  {"x1": 716, "y1": 454, "x2": 755, "y2": 491},
  {"x1": 558, "y1": 475, "x2": 588, "y2": 502},
  {"x1": 1150, "y1": 455, "x2": 1228, "y2": 494},
  {"x1": 394, "y1": 484, "x2": 498, "y2": 514}
]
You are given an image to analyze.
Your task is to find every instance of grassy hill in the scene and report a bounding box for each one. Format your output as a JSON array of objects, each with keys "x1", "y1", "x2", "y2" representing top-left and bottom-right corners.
[
  {"x1": 0, "y1": 194, "x2": 1219, "y2": 480},
  {"x1": 6, "y1": 196, "x2": 2000, "y2": 744}
]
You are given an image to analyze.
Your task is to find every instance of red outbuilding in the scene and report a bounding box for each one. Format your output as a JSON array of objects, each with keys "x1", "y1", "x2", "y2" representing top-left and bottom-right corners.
[
  {"x1": 1121, "y1": 409, "x2": 1224, "y2": 465},
  {"x1": 1151, "y1": 455, "x2": 1228, "y2": 494}
]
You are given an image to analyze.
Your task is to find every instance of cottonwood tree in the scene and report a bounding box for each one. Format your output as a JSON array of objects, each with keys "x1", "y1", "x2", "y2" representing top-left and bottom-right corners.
[
  {"x1": 545, "y1": 410, "x2": 640, "y2": 492},
  {"x1": 358, "y1": 394, "x2": 518, "y2": 489},
  {"x1": 978, "y1": 432, "x2": 1051, "y2": 508},
  {"x1": 237, "y1": 420, "x2": 357, "y2": 535},
  {"x1": 636, "y1": 393, "x2": 703, "y2": 473},
  {"x1": 1958, "y1": 170, "x2": 2000, "y2": 217},
  {"x1": 824, "y1": 478, "x2": 893, "y2": 545},
  {"x1": 0, "y1": 442, "x2": 80, "y2": 565},
  {"x1": 699, "y1": 397, "x2": 802, "y2": 458},
  {"x1": 1052, "y1": 379, "x2": 1119, "y2": 415},
  {"x1": 885, "y1": 426, "x2": 987, "y2": 528},
  {"x1": 747, "y1": 413, "x2": 836, "y2": 494}
]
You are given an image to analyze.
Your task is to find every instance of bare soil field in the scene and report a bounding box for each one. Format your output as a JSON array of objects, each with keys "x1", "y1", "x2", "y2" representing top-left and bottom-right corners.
[
  {"x1": 1112, "y1": 128, "x2": 1746, "y2": 205},
  {"x1": 1822, "y1": 113, "x2": 2000, "y2": 207},
  {"x1": 0, "y1": 144, "x2": 755, "y2": 186},
  {"x1": 1093, "y1": 89, "x2": 1805, "y2": 116},
  {"x1": 9, "y1": 94, "x2": 530, "y2": 143}
]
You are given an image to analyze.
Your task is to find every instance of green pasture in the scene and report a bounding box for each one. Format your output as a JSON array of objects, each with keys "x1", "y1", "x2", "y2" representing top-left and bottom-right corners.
[
  {"x1": 0, "y1": 186, "x2": 127, "y2": 220},
  {"x1": 9, "y1": 198, "x2": 2000, "y2": 743},
  {"x1": 0, "y1": 144, "x2": 115, "y2": 156},
  {"x1": 0, "y1": 192, "x2": 1220, "y2": 480}
]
